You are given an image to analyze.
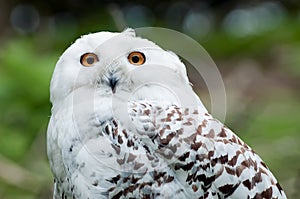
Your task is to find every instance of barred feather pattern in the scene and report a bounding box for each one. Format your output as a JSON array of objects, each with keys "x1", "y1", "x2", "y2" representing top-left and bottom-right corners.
[
  {"x1": 128, "y1": 101, "x2": 287, "y2": 199},
  {"x1": 49, "y1": 100, "x2": 287, "y2": 199}
]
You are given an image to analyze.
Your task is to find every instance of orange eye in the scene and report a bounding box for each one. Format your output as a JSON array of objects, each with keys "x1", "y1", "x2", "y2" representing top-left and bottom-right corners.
[
  {"x1": 80, "y1": 53, "x2": 99, "y2": 67},
  {"x1": 128, "y1": 51, "x2": 145, "y2": 65}
]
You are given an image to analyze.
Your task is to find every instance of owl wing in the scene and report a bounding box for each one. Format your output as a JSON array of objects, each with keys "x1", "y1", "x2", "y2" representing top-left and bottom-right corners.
[{"x1": 129, "y1": 100, "x2": 287, "y2": 199}]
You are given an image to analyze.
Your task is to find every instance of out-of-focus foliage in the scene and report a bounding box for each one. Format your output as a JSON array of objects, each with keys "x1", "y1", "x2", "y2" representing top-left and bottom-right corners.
[
  {"x1": 0, "y1": 37, "x2": 57, "y2": 199},
  {"x1": 0, "y1": 0, "x2": 299, "y2": 198}
]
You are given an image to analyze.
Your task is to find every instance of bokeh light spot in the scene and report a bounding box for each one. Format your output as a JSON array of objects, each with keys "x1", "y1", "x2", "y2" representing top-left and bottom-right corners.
[{"x1": 10, "y1": 4, "x2": 40, "y2": 34}]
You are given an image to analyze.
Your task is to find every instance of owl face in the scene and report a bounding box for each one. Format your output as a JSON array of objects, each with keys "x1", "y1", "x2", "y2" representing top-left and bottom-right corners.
[{"x1": 50, "y1": 29, "x2": 189, "y2": 105}]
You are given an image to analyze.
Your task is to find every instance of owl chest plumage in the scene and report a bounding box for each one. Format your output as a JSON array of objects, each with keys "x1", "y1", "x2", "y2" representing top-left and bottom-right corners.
[
  {"x1": 48, "y1": 94, "x2": 286, "y2": 199},
  {"x1": 48, "y1": 95, "x2": 190, "y2": 198}
]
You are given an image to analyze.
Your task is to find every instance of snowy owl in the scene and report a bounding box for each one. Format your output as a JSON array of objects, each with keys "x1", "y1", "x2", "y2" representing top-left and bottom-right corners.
[{"x1": 47, "y1": 29, "x2": 287, "y2": 199}]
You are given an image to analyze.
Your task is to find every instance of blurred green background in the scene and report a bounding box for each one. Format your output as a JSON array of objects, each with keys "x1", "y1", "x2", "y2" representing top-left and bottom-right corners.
[{"x1": 0, "y1": 0, "x2": 299, "y2": 198}]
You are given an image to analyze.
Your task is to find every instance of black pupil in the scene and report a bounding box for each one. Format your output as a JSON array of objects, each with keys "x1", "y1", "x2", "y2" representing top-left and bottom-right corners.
[
  {"x1": 132, "y1": 55, "x2": 140, "y2": 63},
  {"x1": 86, "y1": 56, "x2": 95, "y2": 64}
]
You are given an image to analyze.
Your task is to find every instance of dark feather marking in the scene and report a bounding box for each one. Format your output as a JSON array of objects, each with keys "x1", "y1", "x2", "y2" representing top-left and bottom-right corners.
[
  {"x1": 197, "y1": 174, "x2": 215, "y2": 187},
  {"x1": 112, "y1": 190, "x2": 123, "y2": 199},
  {"x1": 131, "y1": 176, "x2": 140, "y2": 184},
  {"x1": 92, "y1": 180, "x2": 99, "y2": 186},
  {"x1": 186, "y1": 172, "x2": 196, "y2": 184},
  {"x1": 219, "y1": 183, "x2": 240, "y2": 197},
  {"x1": 69, "y1": 145, "x2": 73, "y2": 152},
  {"x1": 191, "y1": 141, "x2": 202, "y2": 151},
  {"x1": 276, "y1": 182, "x2": 284, "y2": 193},
  {"x1": 143, "y1": 109, "x2": 150, "y2": 116},
  {"x1": 199, "y1": 192, "x2": 209, "y2": 199},
  {"x1": 261, "y1": 161, "x2": 268, "y2": 169},
  {"x1": 181, "y1": 162, "x2": 194, "y2": 171},
  {"x1": 111, "y1": 144, "x2": 120, "y2": 155},
  {"x1": 200, "y1": 163, "x2": 210, "y2": 171},
  {"x1": 127, "y1": 139, "x2": 134, "y2": 147},
  {"x1": 164, "y1": 175, "x2": 174, "y2": 183},
  {"x1": 228, "y1": 151, "x2": 242, "y2": 166},
  {"x1": 143, "y1": 145, "x2": 151, "y2": 153},
  {"x1": 178, "y1": 151, "x2": 190, "y2": 162},
  {"x1": 251, "y1": 186, "x2": 273, "y2": 199},
  {"x1": 106, "y1": 174, "x2": 121, "y2": 184},
  {"x1": 205, "y1": 129, "x2": 215, "y2": 138},
  {"x1": 236, "y1": 165, "x2": 246, "y2": 177},
  {"x1": 219, "y1": 155, "x2": 228, "y2": 164},
  {"x1": 225, "y1": 167, "x2": 235, "y2": 175},
  {"x1": 122, "y1": 129, "x2": 128, "y2": 138},
  {"x1": 184, "y1": 108, "x2": 189, "y2": 115},
  {"x1": 254, "y1": 171, "x2": 263, "y2": 184},
  {"x1": 159, "y1": 132, "x2": 176, "y2": 146},
  {"x1": 176, "y1": 128, "x2": 184, "y2": 135},
  {"x1": 261, "y1": 187, "x2": 273, "y2": 198},
  {"x1": 117, "y1": 135, "x2": 123, "y2": 144},
  {"x1": 104, "y1": 125, "x2": 110, "y2": 135},
  {"x1": 127, "y1": 153, "x2": 137, "y2": 163},
  {"x1": 217, "y1": 128, "x2": 227, "y2": 137},
  {"x1": 117, "y1": 156, "x2": 125, "y2": 165},
  {"x1": 243, "y1": 179, "x2": 252, "y2": 190},
  {"x1": 184, "y1": 132, "x2": 197, "y2": 144},
  {"x1": 112, "y1": 120, "x2": 118, "y2": 127},
  {"x1": 146, "y1": 154, "x2": 155, "y2": 161},
  {"x1": 123, "y1": 184, "x2": 138, "y2": 196},
  {"x1": 134, "y1": 162, "x2": 144, "y2": 170},
  {"x1": 192, "y1": 184, "x2": 198, "y2": 192},
  {"x1": 183, "y1": 121, "x2": 193, "y2": 126},
  {"x1": 208, "y1": 151, "x2": 215, "y2": 159},
  {"x1": 242, "y1": 171, "x2": 263, "y2": 190}
]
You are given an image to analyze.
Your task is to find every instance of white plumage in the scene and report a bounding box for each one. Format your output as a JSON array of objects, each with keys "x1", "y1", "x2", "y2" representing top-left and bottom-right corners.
[{"x1": 47, "y1": 29, "x2": 287, "y2": 199}]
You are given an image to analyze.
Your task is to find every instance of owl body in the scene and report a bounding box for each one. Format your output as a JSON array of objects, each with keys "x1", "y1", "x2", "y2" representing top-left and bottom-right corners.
[
  {"x1": 47, "y1": 29, "x2": 287, "y2": 199},
  {"x1": 48, "y1": 89, "x2": 190, "y2": 198}
]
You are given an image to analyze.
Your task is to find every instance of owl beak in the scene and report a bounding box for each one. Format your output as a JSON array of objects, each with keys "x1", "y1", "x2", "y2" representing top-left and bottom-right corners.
[{"x1": 108, "y1": 77, "x2": 118, "y2": 94}]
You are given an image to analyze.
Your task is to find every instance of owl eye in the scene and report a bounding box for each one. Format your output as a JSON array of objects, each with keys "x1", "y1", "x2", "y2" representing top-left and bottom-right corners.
[
  {"x1": 80, "y1": 53, "x2": 99, "y2": 67},
  {"x1": 128, "y1": 51, "x2": 145, "y2": 65}
]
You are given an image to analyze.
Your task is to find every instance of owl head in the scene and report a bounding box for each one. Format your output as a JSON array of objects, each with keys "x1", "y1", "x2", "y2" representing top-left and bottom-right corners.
[{"x1": 50, "y1": 29, "x2": 193, "y2": 107}]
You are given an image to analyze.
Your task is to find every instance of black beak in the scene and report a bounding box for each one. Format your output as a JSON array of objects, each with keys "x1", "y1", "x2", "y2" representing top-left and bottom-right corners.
[{"x1": 109, "y1": 78, "x2": 118, "y2": 93}]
